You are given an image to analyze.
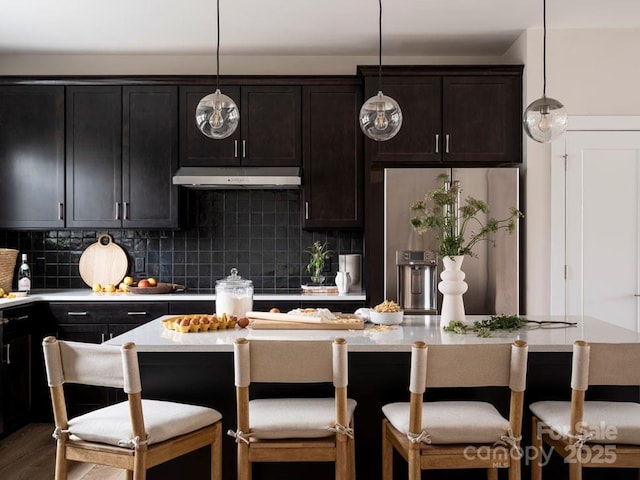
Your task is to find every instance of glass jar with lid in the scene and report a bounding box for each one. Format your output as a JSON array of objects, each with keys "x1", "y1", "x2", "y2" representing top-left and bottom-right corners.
[{"x1": 215, "y1": 268, "x2": 253, "y2": 317}]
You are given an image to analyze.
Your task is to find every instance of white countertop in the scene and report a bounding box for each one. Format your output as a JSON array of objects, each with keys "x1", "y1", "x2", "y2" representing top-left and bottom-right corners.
[
  {"x1": 0, "y1": 289, "x2": 366, "y2": 309},
  {"x1": 104, "y1": 314, "x2": 640, "y2": 353}
]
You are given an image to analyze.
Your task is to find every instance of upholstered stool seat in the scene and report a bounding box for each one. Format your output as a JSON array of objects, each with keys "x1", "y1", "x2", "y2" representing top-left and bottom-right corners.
[
  {"x1": 231, "y1": 338, "x2": 356, "y2": 480},
  {"x1": 67, "y1": 399, "x2": 222, "y2": 447},
  {"x1": 249, "y1": 398, "x2": 357, "y2": 440},
  {"x1": 530, "y1": 341, "x2": 640, "y2": 480},
  {"x1": 43, "y1": 337, "x2": 223, "y2": 480},
  {"x1": 531, "y1": 400, "x2": 640, "y2": 445},
  {"x1": 383, "y1": 400, "x2": 511, "y2": 444},
  {"x1": 382, "y1": 341, "x2": 528, "y2": 480}
]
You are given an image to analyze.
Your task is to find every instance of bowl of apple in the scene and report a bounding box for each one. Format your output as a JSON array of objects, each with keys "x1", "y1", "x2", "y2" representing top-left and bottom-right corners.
[{"x1": 128, "y1": 278, "x2": 185, "y2": 294}]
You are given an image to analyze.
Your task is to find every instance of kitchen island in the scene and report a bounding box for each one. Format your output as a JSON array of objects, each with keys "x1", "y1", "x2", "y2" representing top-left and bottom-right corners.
[{"x1": 104, "y1": 315, "x2": 640, "y2": 480}]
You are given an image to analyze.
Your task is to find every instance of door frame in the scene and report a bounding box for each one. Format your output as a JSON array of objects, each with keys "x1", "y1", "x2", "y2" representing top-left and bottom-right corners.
[{"x1": 550, "y1": 116, "x2": 640, "y2": 315}]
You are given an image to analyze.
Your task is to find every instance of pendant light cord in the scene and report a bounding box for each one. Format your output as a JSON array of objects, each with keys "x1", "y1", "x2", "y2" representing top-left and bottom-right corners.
[
  {"x1": 542, "y1": 0, "x2": 547, "y2": 96},
  {"x1": 216, "y1": 0, "x2": 220, "y2": 91},
  {"x1": 378, "y1": 0, "x2": 382, "y2": 92}
]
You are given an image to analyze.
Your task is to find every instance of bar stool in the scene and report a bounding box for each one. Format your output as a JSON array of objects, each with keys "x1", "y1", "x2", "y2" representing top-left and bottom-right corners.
[
  {"x1": 530, "y1": 340, "x2": 640, "y2": 479},
  {"x1": 229, "y1": 337, "x2": 356, "y2": 480},
  {"x1": 42, "y1": 336, "x2": 223, "y2": 480},
  {"x1": 382, "y1": 340, "x2": 528, "y2": 480}
]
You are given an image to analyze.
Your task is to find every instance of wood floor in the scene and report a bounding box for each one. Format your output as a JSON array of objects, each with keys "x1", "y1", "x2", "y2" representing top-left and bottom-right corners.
[{"x1": 0, "y1": 423, "x2": 121, "y2": 480}]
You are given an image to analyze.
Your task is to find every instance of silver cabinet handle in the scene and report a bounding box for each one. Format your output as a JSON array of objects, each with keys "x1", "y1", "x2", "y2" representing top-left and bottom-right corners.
[
  {"x1": 305, "y1": 201, "x2": 309, "y2": 220},
  {"x1": 127, "y1": 311, "x2": 148, "y2": 316},
  {"x1": 435, "y1": 134, "x2": 440, "y2": 153},
  {"x1": 242, "y1": 140, "x2": 246, "y2": 158},
  {"x1": 58, "y1": 202, "x2": 64, "y2": 220},
  {"x1": 115, "y1": 202, "x2": 121, "y2": 220},
  {"x1": 5, "y1": 344, "x2": 10, "y2": 365},
  {"x1": 67, "y1": 311, "x2": 88, "y2": 316},
  {"x1": 123, "y1": 202, "x2": 129, "y2": 220},
  {"x1": 110, "y1": 333, "x2": 114, "y2": 339},
  {"x1": 234, "y1": 139, "x2": 238, "y2": 158},
  {"x1": 100, "y1": 333, "x2": 106, "y2": 343},
  {"x1": 445, "y1": 134, "x2": 450, "y2": 153}
]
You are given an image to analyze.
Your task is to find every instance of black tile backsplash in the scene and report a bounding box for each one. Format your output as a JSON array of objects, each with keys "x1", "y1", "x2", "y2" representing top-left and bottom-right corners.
[{"x1": 0, "y1": 190, "x2": 363, "y2": 292}]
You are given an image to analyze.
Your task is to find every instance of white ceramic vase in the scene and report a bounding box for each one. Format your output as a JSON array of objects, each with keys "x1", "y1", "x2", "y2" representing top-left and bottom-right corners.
[
  {"x1": 334, "y1": 271, "x2": 352, "y2": 294},
  {"x1": 438, "y1": 255, "x2": 468, "y2": 326}
]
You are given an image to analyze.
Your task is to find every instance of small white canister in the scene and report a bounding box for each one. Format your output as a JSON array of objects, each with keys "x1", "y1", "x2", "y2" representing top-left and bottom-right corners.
[{"x1": 215, "y1": 268, "x2": 253, "y2": 318}]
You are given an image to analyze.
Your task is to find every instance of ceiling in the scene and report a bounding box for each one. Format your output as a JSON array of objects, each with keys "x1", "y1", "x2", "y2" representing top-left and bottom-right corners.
[{"x1": 2, "y1": 0, "x2": 640, "y2": 57}]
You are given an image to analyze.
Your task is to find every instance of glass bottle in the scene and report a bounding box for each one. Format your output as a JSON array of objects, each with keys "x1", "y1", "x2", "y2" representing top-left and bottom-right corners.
[{"x1": 17, "y1": 253, "x2": 31, "y2": 293}]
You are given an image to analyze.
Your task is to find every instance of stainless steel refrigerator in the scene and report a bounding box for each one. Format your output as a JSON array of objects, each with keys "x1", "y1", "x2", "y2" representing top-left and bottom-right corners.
[{"x1": 384, "y1": 167, "x2": 520, "y2": 315}]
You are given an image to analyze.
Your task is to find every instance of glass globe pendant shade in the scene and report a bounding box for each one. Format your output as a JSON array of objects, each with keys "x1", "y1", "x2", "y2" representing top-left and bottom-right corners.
[
  {"x1": 195, "y1": 89, "x2": 239, "y2": 139},
  {"x1": 359, "y1": 91, "x2": 403, "y2": 142},
  {"x1": 523, "y1": 95, "x2": 567, "y2": 143}
]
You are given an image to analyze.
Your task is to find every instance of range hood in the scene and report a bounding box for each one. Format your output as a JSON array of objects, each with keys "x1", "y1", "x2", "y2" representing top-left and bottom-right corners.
[{"x1": 172, "y1": 166, "x2": 301, "y2": 189}]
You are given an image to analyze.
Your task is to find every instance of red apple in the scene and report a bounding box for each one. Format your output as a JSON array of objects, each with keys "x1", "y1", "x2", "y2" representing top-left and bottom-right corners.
[{"x1": 138, "y1": 279, "x2": 151, "y2": 288}]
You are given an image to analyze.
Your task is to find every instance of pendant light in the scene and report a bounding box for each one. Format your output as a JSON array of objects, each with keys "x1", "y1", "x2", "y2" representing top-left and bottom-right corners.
[
  {"x1": 523, "y1": 0, "x2": 567, "y2": 143},
  {"x1": 359, "y1": 0, "x2": 402, "y2": 142},
  {"x1": 195, "y1": 0, "x2": 239, "y2": 139}
]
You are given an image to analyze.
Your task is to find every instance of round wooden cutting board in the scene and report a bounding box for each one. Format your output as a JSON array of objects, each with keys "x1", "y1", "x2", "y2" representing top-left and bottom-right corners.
[{"x1": 78, "y1": 234, "x2": 128, "y2": 287}]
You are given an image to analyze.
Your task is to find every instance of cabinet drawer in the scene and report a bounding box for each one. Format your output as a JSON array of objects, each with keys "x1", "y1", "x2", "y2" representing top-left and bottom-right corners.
[{"x1": 49, "y1": 302, "x2": 168, "y2": 324}]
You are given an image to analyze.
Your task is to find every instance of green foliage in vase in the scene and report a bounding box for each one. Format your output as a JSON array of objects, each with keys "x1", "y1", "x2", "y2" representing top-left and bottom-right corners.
[
  {"x1": 410, "y1": 173, "x2": 523, "y2": 258},
  {"x1": 305, "y1": 241, "x2": 334, "y2": 282}
]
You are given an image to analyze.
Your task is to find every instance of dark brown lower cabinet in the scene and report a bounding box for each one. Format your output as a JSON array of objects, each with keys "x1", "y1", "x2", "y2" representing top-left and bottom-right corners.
[
  {"x1": 49, "y1": 302, "x2": 168, "y2": 415},
  {"x1": 0, "y1": 306, "x2": 32, "y2": 437}
]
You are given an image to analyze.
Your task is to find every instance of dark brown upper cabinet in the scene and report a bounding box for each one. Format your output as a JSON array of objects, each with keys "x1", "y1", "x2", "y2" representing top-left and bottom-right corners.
[
  {"x1": 180, "y1": 85, "x2": 301, "y2": 167},
  {"x1": 0, "y1": 86, "x2": 65, "y2": 229},
  {"x1": 302, "y1": 84, "x2": 363, "y2": 229},
  {"x1": 66, "y1": 85, "x2": 178, "y2": 229},
  {"x1": 362, "y1": 66, "x2": 523, "y2": 166},
  {"x1": 122, "y1": 86, "x2": 179, "y2": 228}
]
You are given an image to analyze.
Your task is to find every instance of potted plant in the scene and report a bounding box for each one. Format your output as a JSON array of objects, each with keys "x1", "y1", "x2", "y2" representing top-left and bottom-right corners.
[
  {"x1": 410, "y1": 173, "x2": 523, "y2": 324},
  {"x1": 410, "y1": 173, "x2": 523, "y2": 258},
  {"x1": 305, "y1": 241, "x2": 334, "y2": 285}
]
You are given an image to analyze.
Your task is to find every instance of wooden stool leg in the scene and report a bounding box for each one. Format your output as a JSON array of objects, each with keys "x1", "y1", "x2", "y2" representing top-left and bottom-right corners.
[
  {"x1": 407, "y1": 446, "x2": 421, "y2": 480},
  {"x1": 54, "y1": 440, "x2": 68, "y2": 480},
  {"x1": 487, "y1": 467, "x2": 498, "y2": 480},
  {"x1": 569, "y1": 459, "x2": 582, "y2": 480},
  {"x1": 125, "y1": 470, "x2": 134, "y2": 480},
  {"x1": 336, "y1": 434, "x2": 349, "y2": 480},
  {"x1": 509, "y1": 460, "x2": 521, "y2": 480},
  {"x1": 132, "y1": 449, "x2": 147, "y2": 480},
  {"x1": 238, "y1": 442, "x2": 251, "y2": 480},
  {"x1": 211, "y1": 422, "x2": 222, "y2": 480},
  {"x1": 531, "y1": 416, "x2": 543, "y2": 480},
  {"x1": 382, "y1": 420, "x2": 393, "y2": 480},
  {"x1": 349, "y1": 435, "x2": 356, "y2": 480}
]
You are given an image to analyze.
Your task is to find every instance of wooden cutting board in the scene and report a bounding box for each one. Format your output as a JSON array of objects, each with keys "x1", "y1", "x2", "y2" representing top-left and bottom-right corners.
[
  {"x1": 78, "y1": 234, "x2": 128, "y2": 287},
  {"x1": 249, "y1": 314, "x2": 364, "y2": 330}
]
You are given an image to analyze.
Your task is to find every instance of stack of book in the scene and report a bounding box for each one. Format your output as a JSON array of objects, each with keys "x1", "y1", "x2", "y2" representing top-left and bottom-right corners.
[{"x1": 300, "y1": 284, "x2": 339, "y2": 295}]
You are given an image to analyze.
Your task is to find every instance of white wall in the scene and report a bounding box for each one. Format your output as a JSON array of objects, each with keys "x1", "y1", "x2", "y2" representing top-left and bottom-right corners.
[
  {"x1": 514, "y1": 27, "x2": 640, "y2": 314},
  {"x1": 0, "y1": 53, "x2": 508, "y2": 76}
]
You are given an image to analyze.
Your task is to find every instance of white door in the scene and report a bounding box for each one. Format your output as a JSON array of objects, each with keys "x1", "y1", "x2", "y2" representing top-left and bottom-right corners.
[{"x1": 554, "y1": 130, "x2": 640, "y2": 330}]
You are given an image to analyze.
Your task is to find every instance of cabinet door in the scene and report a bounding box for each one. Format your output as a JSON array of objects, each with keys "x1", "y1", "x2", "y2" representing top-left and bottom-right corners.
[
  {"x1": 0, "y1": 86, "x2": 65, "y2": 229},
  {"x1": 179, "y1": 85, "x2": 241, "y2": 167},
  {"x1": 442, "y1": 76, "x2": 521, "y2": 164},
  {"x1": 365, "y1": 76, "x2": 442, "y2": 164},
  {"x1": 2, "y1": 332, "x2": 31, "y2": 434},
  {"x1": 123, "y1": 86, "x2": 179, "y2": 228},
  {"x1": 241, "y1": 86, "x2": 301, "y2": 167},
  {"x1": 302, "y1": 85, "x2": 362, "y2": 229},
  {"x1": 66, "y1": 86, "x2": 122, "y2": 228}
]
